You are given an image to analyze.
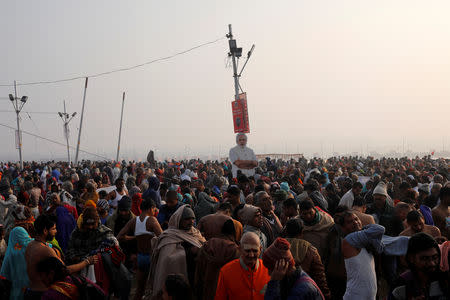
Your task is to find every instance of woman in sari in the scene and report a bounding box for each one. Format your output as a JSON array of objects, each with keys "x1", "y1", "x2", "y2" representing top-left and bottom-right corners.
[
  {"x1": 39, "y1": 257, "x2": 78, "y2": 300},
  {"x1": 45, "y1": 193, "x2": 76, "y2": 254},
  {"x1": 0, "y1": 226, "x2": 33, "y2": 300}
]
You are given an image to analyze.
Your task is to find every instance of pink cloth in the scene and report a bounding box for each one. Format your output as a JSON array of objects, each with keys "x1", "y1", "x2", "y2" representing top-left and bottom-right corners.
[{"x1": 439, "y1": 241, "x2": 450, "y2": 272}]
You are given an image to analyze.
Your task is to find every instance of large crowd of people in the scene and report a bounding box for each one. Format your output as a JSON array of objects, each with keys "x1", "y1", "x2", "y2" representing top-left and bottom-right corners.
[{"x1": 0, "y1": 133, "x2": 449, "y2": 299}]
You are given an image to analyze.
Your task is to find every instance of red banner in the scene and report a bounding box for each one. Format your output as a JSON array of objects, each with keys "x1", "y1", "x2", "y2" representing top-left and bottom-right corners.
[{"x1": 232, "y1": 93, "x2": 250, "y2": 133}]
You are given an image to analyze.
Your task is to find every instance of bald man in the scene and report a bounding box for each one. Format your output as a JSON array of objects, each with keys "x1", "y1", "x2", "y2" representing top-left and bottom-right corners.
[{"x1": 215, "y1": 232, "x2": 270, "y2": 300}]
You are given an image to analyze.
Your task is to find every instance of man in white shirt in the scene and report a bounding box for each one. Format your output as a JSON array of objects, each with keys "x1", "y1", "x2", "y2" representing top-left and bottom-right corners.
[
  {"x1": 229, "y1": 133, "x2": 258, "y2": 178},
  {"x1": 339, "y1": 181, "x2": 363, "y2": 208}
]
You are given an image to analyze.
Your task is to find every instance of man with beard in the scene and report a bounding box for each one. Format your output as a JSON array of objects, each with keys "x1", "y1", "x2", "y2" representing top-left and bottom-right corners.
[
  {"x1": 229, "y1": 133, "x2": 258, "y2": 179},
  {"x1": 24, "y1": 214, "x2": 97, "y2": 299},
  {"x1": 390, "y1": 233, "x2": 449, "y2": 299},
  {"x1": 106, "y1": 196, "x2": 135, "y2": 236},
  {"x1": 150, "y1": 205, "x2": 205, "y2": 297}
]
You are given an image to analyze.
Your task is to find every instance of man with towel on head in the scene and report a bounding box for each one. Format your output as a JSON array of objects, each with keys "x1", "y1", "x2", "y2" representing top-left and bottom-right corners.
[
  {"x1": 239, "y1": 204, "x2": 268, "y2": 253},
  {"x1": 150, "y1": 205, "x2": 205, "y2": 297}
]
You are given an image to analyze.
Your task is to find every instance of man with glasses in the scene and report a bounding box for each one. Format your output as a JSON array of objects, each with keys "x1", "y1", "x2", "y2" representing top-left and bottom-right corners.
[{"x1": 390, "y1": 232, "x2": 448, "y2": 299}]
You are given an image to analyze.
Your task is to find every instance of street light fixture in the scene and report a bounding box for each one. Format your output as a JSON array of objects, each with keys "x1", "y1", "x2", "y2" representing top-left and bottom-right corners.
[
  {"x1": 58, "y1": 100, "x2": 77, "y2": 165},
  {"x1": 9, "y1": 81, "x2": 27, "y2": 170}
]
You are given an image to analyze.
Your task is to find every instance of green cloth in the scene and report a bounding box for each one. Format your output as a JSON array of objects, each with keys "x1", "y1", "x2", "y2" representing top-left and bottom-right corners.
[
  {"x1": 49, "y1": 237, "x2": 63, "y2": 254},
  {"x1": 304, "y1": 208, "x2": 321, "y2": 226}
]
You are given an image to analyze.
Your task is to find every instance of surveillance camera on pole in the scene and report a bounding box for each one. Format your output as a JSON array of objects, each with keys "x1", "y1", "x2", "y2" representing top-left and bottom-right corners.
[{"x1": 227, "y1": 25, "x2": 256, "y2": 99}]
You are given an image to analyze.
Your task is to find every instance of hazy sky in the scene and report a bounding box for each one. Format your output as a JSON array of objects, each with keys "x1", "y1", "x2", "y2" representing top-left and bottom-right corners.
[{"x1": 1, "y1": 1, "x2": 449, "y2": 161}]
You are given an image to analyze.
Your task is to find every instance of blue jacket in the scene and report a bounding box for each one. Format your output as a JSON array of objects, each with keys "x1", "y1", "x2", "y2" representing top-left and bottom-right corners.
[
  {"x1": 157, "y1": 202, "x2": 182, "y2": 230},
  {"x1": 265, "y1": 270, "x2": 324, "y2": 300},
  {"x1": 143, "y1": 176, "x2": 162, "y2": 208}
]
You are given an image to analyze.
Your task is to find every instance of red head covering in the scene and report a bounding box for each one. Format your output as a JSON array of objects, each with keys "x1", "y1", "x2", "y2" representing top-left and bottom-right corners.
[{"x1": 262, "y1": 237, "x2": 295, "y2": 271}]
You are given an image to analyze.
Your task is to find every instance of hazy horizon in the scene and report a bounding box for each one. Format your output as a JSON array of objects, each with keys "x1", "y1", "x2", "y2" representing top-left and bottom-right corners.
[{"x1": 1, "y1": 1, "x2": 449, "y2": 162}]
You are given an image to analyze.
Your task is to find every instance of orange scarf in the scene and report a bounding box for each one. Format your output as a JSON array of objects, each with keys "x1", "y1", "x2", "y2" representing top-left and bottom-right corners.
[{"x1": 50, "y1": 280, "x2": 79, "y2": 300}]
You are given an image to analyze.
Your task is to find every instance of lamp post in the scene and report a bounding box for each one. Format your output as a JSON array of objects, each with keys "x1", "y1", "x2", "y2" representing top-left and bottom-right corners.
[
  {"x1": 58, "y1": 100, "x2": 77, "y2": 165},
  {"x1": 9, "y1": 80, "x2": 27, "y2": 170}
]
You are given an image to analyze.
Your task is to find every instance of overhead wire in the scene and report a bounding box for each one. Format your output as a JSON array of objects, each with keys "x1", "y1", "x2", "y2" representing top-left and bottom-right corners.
[
  {"x1": 0, "y1": 110, "x2": 59, "y2": 115},
  {"x1": 0, "y1": 35, "x2": 226, "y2": 162},
  {"x1": 0, "y1": 122, "x2": 111, "y2": 160},
  {"x1": 0, "y1": 36, "x2": 226, "y2": 87},
  {"x1": 25, "y1": 112, "x2": 55, "y2": 158}
]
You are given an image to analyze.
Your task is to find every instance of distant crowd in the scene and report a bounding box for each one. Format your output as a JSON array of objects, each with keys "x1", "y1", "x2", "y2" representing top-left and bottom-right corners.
[{"x1": 0, "y1": 137, "x2": 449, "y2": 299}]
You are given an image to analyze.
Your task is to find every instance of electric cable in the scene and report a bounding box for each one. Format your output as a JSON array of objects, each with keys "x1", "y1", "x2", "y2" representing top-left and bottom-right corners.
[
  {"x1": 0, "y1": 36, "x2": 226, "y2": 87},
  {"x1": 0, "y1": 122, "x2": 111, "y2": 160},
  {"x1": 0, "y1": 110, "x2": 59, "y2": 115}
]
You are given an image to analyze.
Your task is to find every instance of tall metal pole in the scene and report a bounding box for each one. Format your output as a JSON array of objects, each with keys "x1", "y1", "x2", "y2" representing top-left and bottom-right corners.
[
  {"x1": 14, "y1": 80, "x2": 24, "y2": 170},
  {"x1": 59, "y1": 101, "x2": 77, "y2": 165},
  {"x1": 75, "y1": 77, "x2": 88, "y2": 166},
  {"x1": 63, "y1": 101, "x2": 71, "y2": 164},
  {"x1": 228, "y1": 24, "x2": 240, "y2": 101},
  {"x1": 116, "y1": 92, "x2": 125, "y2": 162}
]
